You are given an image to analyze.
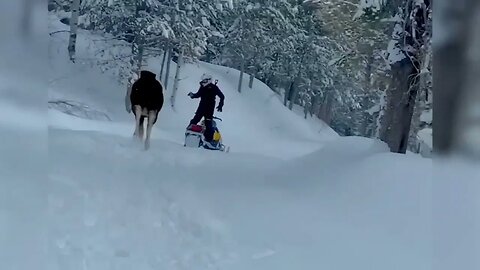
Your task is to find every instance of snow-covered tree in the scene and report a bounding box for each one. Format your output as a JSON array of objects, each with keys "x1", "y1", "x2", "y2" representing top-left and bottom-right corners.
[
  {"x1": 379, "y1": 0, "x2": 432, "y2": 153},
  {"x1": 68, "y1": 0, "x2": 81, "y2": 62}
]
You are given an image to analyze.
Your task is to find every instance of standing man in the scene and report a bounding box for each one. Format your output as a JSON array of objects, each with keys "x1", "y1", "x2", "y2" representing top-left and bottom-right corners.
[{"x1": 188, "y1": 73, "x2": 225, "y2": 149}]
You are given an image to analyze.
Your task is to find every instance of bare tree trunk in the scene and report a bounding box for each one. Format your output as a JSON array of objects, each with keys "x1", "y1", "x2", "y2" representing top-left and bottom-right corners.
[
  {"x1": 408, "y1": 68, "x2": 429, "y2": 153},
  {"x1": 360, "y1": 54, "x2": 374, "y2": 136},
  {"x1": 159, "y1": 49, "x2": 167, "y2": 80},
  {"x1": 318, "y1": 93, "x2": 333, "y2": 125},
  {"x1": 237, "y1": 56, "x2": 244, "y2": 93},
  {"x1": 288, "y1": 85, "x2": 296, "y2": 110},
  {"x1": 288, "y1": 53, "x2": 306, "y2": 110},
  {"x1": 237, "y1": 17, "x2": 245, "y2": 94},
  {"x1": 304, "y1": 101, "x2": 309, "y2": 119},
  {"x1": 68, "y1": 0, "x2": 81, "y2": 62},
  {"x1": 310, "y1": 94, "x2": 319, "y2": 117},
  {"x1": 284, "y1": 81, "x2": 293, "y2": 107},
  {"x1": 304, "y1": 81, "x2": 312, "y2": 119},
  {"x1": 316, "y1": 95, "x2": 324, "y2": 119},
  {"x1": 171, "y1": 49, "x2": 184, "y2": 110},
  {"x1": 248, "y1": 72, "x2": 254, "y2": 89},
  {"x1": 136, "y1": 39, "x2": 144, "y2": 75},
  {"x1": 164, "y1": 45, "x2": 173, "y2": 91},
  {"x1": 359, "y1": 94, "x2": 370, "y2": 136},
  {"x1": 283, "y1": 63, "x2": 294, "y2": 106},
  {"x1": 374, "y1": 90, "x2": 387, "y2": 138},
  {"x1": 380, "y1": 60, "x2": 418, "y2": 153},
  {"x1": 288, "y1": 77, "x2": 300, "y2": 111}
]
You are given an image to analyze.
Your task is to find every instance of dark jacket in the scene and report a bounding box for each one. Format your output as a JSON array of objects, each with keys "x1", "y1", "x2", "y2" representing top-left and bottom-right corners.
[
  {"x1": 191, "y1": 83, "x2": 225, "y2": 115},
  {"x1": 129, "y1": 70, "x2": 164, "y2": 111}
]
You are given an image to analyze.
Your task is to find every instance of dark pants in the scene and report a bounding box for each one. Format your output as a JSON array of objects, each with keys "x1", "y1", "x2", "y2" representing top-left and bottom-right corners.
[{"x1": 190, "y1": 108, "x2": 214, "y2": 142}]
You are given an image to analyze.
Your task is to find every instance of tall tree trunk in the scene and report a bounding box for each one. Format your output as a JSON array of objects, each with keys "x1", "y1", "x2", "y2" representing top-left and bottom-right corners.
[
  {"x1": 248, "y1": 72, "x2": 255, "y2": 89},
  {"x1": 237, "y1": 56, "x2": 244, "y2": 93},
  {"x1": 374, "y1": 90, "x2": 387, "y2": 138},
  {"x1": 408, "y1": 51, "x2": 431, "y2": 154},
  {"x1": 171, "y1": 49, "x2": 184, "y2": 110},
  {"x1": 380, "y1": 59, "x2": 418, "y2": 153},
  {"x1": 288, "y1": 83, "x2": 296, "y2": 110},
  {"x1": 304, "y1": 81, "x2": 312, "y2": 119},
  {"x1": 283, "y1": 63, "x2": 294, "y2": 106},
  {"x1": 288, "y1": 76, "x2": 300, "y2": 110},
  {"x1": 159, "y1": 49, "x2": 167, "y2": 80},
  {"x1": 135, "y1": 38, "x2": 144, "y2": 75},
  {"x1": 68, "y1": 0, "x2": 81, "y2": 62},
  {"x1": 288, "y1": 50, "x2": 307, "y2": 110},
  {"x1": 359, "y1": 94, "x2": 370, "y2": 136},
  {"x1": 380, "y1": 0, "x2": 430, "y2": 154},
  {"x1": 304, "y1": 99, "x2": 309, "y2": 119},
  {"x1": 284, "y1": 81, "x2": 294, "y2": 107},
  {"x1": 310, "y1": 94, "x2": 319, "y2": 117},
  {"x1": 318, "y1": 92, "x2": 333, "y2": 125},
  {"x1": 164, "y1": 45, "x2": 173, "y2": 91},
  {"x1": 360, "y1": 54, "x2": 374, "y2": 136}
]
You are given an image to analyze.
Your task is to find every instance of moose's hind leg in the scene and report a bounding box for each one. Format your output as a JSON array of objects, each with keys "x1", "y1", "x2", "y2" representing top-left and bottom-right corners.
[
  {"x1": 144, "y1": 110, "x2": 158, "y2": 150},
  {"x1": 133, "y1": 105, "x2": 143, "y2": 140}
]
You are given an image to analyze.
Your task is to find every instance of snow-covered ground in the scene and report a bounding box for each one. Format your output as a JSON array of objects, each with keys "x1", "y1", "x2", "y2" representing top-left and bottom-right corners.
[
  {"x1": 1, "y1": 5, "x2": 479, "y2": 270},
  {"x1": 45, "y1": 12, "x2": 433, "y2": 270}
]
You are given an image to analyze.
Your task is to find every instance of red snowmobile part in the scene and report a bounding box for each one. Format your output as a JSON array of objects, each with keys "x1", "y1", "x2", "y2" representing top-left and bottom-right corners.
[{"x1": 188, "y1": 124, "x2": 204, "y2": 133}]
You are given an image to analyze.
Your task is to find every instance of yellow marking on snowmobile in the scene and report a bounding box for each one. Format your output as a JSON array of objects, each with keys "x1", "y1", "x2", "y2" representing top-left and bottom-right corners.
[{"x1": 214, "y1": 131, "x2": 221, "y2": 141}]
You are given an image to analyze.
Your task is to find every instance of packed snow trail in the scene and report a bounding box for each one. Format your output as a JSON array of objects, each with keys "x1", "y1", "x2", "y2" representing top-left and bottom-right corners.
[{"x1": 47, "y1": 121, "x2": 433, "y2": 270}]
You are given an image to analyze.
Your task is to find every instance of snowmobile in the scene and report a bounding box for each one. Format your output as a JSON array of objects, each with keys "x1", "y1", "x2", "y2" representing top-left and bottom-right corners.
[{"x1": 184, "y1": 116, "x2": 229, "y2": 152}]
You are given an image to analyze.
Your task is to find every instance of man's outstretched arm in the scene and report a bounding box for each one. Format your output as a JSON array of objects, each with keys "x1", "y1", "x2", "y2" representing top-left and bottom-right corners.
[{"x1": 189, "y1": 87, "x2": 203, "y2": 99}]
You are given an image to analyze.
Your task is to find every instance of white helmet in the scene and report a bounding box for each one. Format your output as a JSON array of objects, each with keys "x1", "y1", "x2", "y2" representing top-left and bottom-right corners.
[{"x1": 200, "y1": 73, "x2": 213, "y2": 85}]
